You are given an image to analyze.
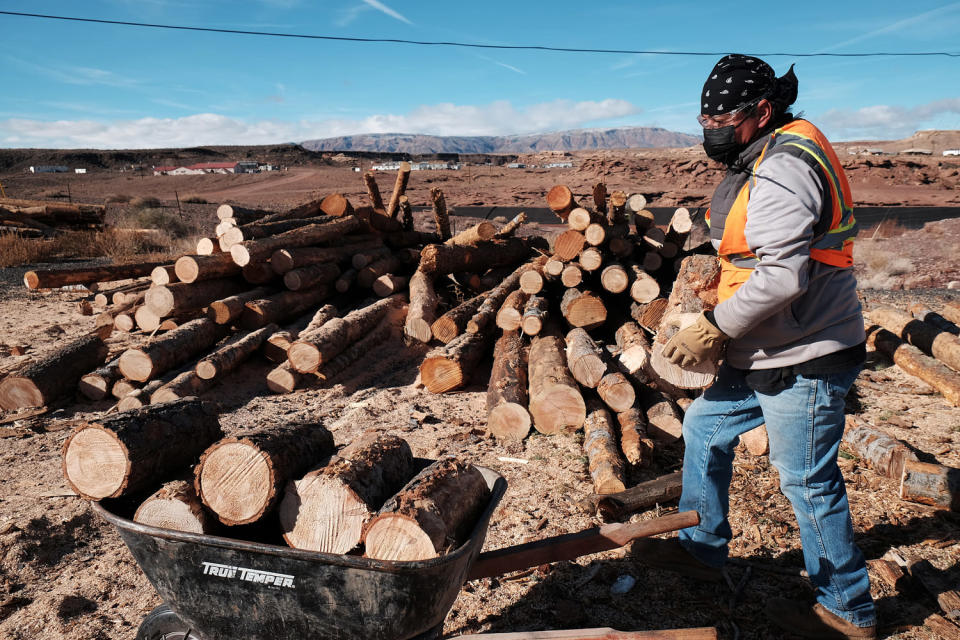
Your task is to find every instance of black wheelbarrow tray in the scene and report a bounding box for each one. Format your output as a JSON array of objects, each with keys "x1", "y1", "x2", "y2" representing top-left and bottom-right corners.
[{"x1": 93, "y1": 467, "x2": 698, "y2": 640}]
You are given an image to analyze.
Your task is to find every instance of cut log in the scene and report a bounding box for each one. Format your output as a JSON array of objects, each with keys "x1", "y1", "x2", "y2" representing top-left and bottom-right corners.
[
  {"x1": 118, "y1": 318, "x2": 229, "y2": 382},
  {"x1": 206, "y1": 286, "x2": 274, "y2": 325},
  {"x1": 404, "y1": 269, "x2": 438, "y2": 343},
  {"x1": 665, "y1": 207, "x2": 693, "y2": 253},
  {"x1": 241, "y1": 262, "x2": 278, "y2": 285},
  {"x1": 592, "y1": 182, "x2": 607, "y2": 214},
  {"x1": 546, "y1": 185, "x2": 576, "y2": 220},
  {"x1": 385, "y1": 162, "x2": 412, "y2": 219},
  {"x1": 432, "y1": 293, "x2": 488, "y2": 344},
  {"x1": 230, "y1": 216, "x2": 363, "y2": 267},
  {"x1": 24, "y1": 261, "x2": 170, "y2": 289},
  {"x1": 608, "y1": 190, "x2": 628, "y2": 225},
  {"x1": 427, "y1": 186, "x2": 452, "y2": 240},
  {"x1": 608, "y1": 234, "x2": 634, "y2": 258},
  {"x1": 565, "y1": 328, "x2": 606, "y2": 388},
  {"x1": 842, "y1": 417, "x2": 918, "y2": 479},
  {"x1": 196, "y1": 324, "x2": 278, "y2": 380},
  {"x1": 270, "y1": 238, "x2": 382, "y2": 274},
  {"x1": 869, "y1": 305, "x2": 960, "y2": 373},
  {"x1": 220, "y1": 217, "x2": 328, "y2": 250},
  {"x1": 521, "y1": 295, "x2": 549, "y2": 336},
  {"x1": 615, "y1": 321, "x2": 651, "y2": 375},
  {"x1": 487, "y1": 331, "x2": 531, "y2": 441},
  {"x1": 560, "y1": 288, "x2": 607, "y2": 330},
  {"x1": 496, "y1": 290, "x2": 529, "y2": 332},
  {"x1": 553, "y1": 230, "x2": 586, "y2": 262},
  {"x1": 650, "y1": 255, "x2": 721, "y2": 389},
  {"x1": 529, "y1": 328, "x2": 587, "y2": 435},
  {"x1": 315, "y1": 307, "x2": 404, "y2": 383},
  {"x1": 357, "y1": 253, "x2": 402, "y2": 288},
  {"x1": 544, "y1": 258, "x2": 565, "y2": 277},
  {"x1": 151, "y1": 265, "x2": 178, "y2": 286},
  {"x1": 909, "y1": 303, "x2": 959, "y2": 335},
  {"x1": 568, "y1": 207, "x2": 599, "y2": 232},
  {"x1": 78, "y1": 357, "x2": 122, "y2": 401},
  {"x1": 150, "y1": 370, "x2": 213, "y2": 404},
  {"x1": 419, "y1": 236, "x2": 544, "y2": 275},
  {"x1": 519, "y1": 269, "x2": 545, "y2": 295},
  {"x1": 581, "y1": 470, "x2": 683, "y2": 520},
  {"x1": 631, "y1": 297, "x2": 669, "y2": 333},
  {"x1": 868, "y1": 327, "x2": 960, "y2": 406},
  {"x1": 335, "y1": 268, "x2": 357, "y2": 293},
  {"x1": 195, "y1": 421, "x2": 336, "y2": 526},
  {"x1": 741, "y1": 424, "x2": 770, "y2": 456},
  {"x1": 195, "y1": 237, "x2": 221, "y2": 256},
  {"x1": 351, "y1": 246, "x2": 392, "y2": 270},
  {"x1": 145, "y1": 278, "x2": 248, "y2": 318},
  {"x1": 627, "y1": 263, "x2": 660, "y2": 303},
  {"x1": 641, "y1": 251, "x2": 662, "y2": 273},
  {"x1": 62, "y1": 397, "x2": 222, "y2": 500},
  {"x1": 111, "y1": 379, "x2": 139, "y2": 400},
  {"x1": 941, "y1": 301, "x2": 960, "y2": 326},
  {"x1": 626, "y1": 193, "x2": 647, "y2": 214},
  {"x1": 0, "y1": 334, "x2": 108, "y2": 410},
  {"x1": 216, "y1": 204, "x2": 270, "y2": 224},
  {"x1": 466, "y1": 256, "x2": 547, "y2": 335},
  {"x1": 113, "y1": 307, "x2": 139, "y2": 333},
  {"x1": 175, "y1": 253, "x2": 241, "y2": 284},
  {"x1": 446, "y1": 222, "x2": 496, "y2": 247},
  {"x1": 579, "y1": 247, "x2": 603, "y2": 272},
  {"x1": 288, "y1": 295, "x2": 404, "y2": 373},
  {"x1": 494, "y1": 211, "x2": 527, "y2": 238},
  {"x1": 583, "y1": 400, "x2": 627, "y2": 494},
  {"x1": 280, "y1": 432, "x2": 415, "y2": 553},
  {"x1": 373, "y1": 274, "x2": 407, "y2": 297},
  {"x1": 560, "y1": 264, "x2": 583, "y2": 288},
  {"x1": 134, "y1": 478, "x2": 214, "y2": 534},
  {"x1": 597, "y1": 372, "x2": 636, "y2": 414},
  {"x1": 283, "y1": 263, "x2": 340, "y2": 291},
  {"x1": 420, "y1": 330, "x2": 494, "y2": 393},
  {"x1": 363, "y1": 171, "x2": 385, "y2": 211},
  {"x1": 320, "y1": 193, "x2": 353, "y2": 218},
  {"x1": 900, "y1": 460, "x2": 960, "y2": 511},
  {"x1": 240, "y1": 287, "x2": 331, "y2": 330},
  {"x1": 637, "y1": 385, "x2": 683, "y2": 443},
  {"x1": 398, "y1": 195, "x2": 414, "y2": 231},
  {"x1": 266, "y1": 362, "x2": 315, "y2": 394},
  {"x1": 600, "y1": 263, "x2": 628, "y2": 294},
  {"x1": 114, "y1": 365, "x2": 191, "y2": 411},
  {"x1": 617, "y1": 407, "x2": 654, "y2": 468},
  {"x1": 363, "y1": 458, "x2": 490, "y2": 561}
]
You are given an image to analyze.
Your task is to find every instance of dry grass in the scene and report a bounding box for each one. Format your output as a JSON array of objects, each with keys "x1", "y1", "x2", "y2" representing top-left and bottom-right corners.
[
  {"x1": 104, "y1": 193, "x2": 131, "y2": 203},
  {"x1": 180, "y1": 193, "x2": 208, "y2": 204},
  {"x1": 129, "y1": 195, "x2": 161, "y2": 209},
  {"x1": 0, "y1": 229, "x2": 181, "y2": 267},
  {"x1": 854, "y1": 239, "x2": 914, "y2": 289}
]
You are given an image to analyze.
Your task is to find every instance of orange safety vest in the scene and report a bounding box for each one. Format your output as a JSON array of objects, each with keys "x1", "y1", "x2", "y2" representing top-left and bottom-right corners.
[{"x1": 705, "y1": 120, "x2": 857, "y2": 302}]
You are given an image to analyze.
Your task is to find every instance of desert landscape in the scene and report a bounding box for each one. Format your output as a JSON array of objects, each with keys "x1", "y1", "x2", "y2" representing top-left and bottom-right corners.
[{"x1": 0, "y1": 135, "x2": 959, "y2": 640}]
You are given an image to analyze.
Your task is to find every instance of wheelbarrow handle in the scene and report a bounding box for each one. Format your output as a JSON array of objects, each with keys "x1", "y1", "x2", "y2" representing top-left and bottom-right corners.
[{"x1": 466, "y1": 510, "x2": 699, "y2": 580}]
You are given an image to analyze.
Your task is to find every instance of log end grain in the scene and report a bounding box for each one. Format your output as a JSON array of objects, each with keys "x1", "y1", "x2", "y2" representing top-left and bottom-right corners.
[
  {"x1": 487, "y1": 403, "x2": 531, "y2": 441},
  {"x1": 280, "y1": 475, "x2": 368, "y2": 553},
  {"x1": 198, "y1": 441, "x2": 272, "y2": 525},
  {"x1": 363, "y1": 514, "x2": 438, "y2": 561},
  {"x1": 118, "y1": 349, "x2": 155, "y2": 383},
  {"x1": 420, "y1": 356, "x2": 465, "y2": 394},
  {"x1": 62, "y1": 427, "x2": 129, "y2": 499},
  {"x1": 0, "y1": 377, "x2": 44, "y2": 409}
]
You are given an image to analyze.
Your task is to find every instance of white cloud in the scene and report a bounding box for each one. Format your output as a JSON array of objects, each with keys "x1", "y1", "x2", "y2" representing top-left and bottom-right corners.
[
  {"x1": 0, "y1": 99, "x2": 640, "y2": 148},
  {"x1": 817, "y1": 98, "x2": 960, "y2": 140},
  {"x1": 360, "y1": 0, "x2": 412, "y2": 24}
]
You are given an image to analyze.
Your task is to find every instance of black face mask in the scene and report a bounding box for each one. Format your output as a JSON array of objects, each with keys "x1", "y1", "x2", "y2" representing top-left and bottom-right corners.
[{"x1": 702, "y1": 124, "x2": 745, "y2": 166}]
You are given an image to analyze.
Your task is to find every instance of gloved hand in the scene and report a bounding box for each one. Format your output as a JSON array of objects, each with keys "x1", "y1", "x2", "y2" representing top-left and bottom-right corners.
[{"x1": 662, "y1": 311, "x2": 728, "y2": 367}]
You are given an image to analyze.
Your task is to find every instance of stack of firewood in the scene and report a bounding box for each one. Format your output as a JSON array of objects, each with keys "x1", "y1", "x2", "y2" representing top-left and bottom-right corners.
[
  {"x1": 60, "y1": 396, "x2": 491, "y2": 559},
  {"x1": 0, "y1": 197, "x2": 106, "y2": 236}
]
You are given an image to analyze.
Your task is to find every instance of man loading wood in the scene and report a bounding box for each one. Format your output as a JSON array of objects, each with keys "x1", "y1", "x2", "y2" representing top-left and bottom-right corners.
[{"x1": 634, "y1": 54, "x2": 875, "y2": 639}]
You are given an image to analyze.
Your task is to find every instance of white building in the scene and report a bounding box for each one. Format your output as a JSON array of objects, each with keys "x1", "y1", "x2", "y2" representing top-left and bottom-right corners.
[{"x1": 943, "y1": 149, "x2": 960, "y2": 156}]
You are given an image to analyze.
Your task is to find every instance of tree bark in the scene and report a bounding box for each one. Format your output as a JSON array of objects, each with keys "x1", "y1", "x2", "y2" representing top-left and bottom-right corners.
[
  {"x1": 398, "y1": 195, "x2": 414, "y2": 232},
  {"x1": 900, "y1": 460, "x2": 960, "y2": 511},
  {"x1": 419, "y1": 236, "x2": 543, "y2": 275},
  {"x1": 420, "y1": 330, "x2": 494, "y2": 394},
  {"x1": 283, "y1": 263, "x2": 340, "y2": 291},
  {"x1": 869, "y1": 305, "x2": 960, "y2": 373},
  {"x1": 487, "y1": 331, "x2": 531, "y2": 441},
  {"x1": 583, "y1": 400, "x2": 627, "y2": 494},
  {"x1": 616, "y1": 321, "x2": 651, "y2": 375},
  {"x1": 909, "y1": 303, "x2": 959, "y2": 335},
  {"x1": 174, "y1": 253, "x2": 241, "y2": 284},
  {"x1": 363, "y1": 458, "x2": 490, "y2": 561},
  {"x1": 597, "y1": 372, "x2": 636, "y2": 414},
  {"x1": 560, "y1": 288, "x2": 607, "y2": 330},
  {"x1": 0, "y1": 334, "x2": 108, "y2": 410},
  {"x1": 363, "y1": 171, "x2": 385, "y2": 211},
  {"x1": 351, "y1": 246, "x2": 392, "y2": 270},
  {"x1": 315, "y1": 307, "x2": 404, "y2": 383},
  {"x1": 581, "y1": 471, "x2": 683, "y2": 520},
  {"x1": 269, "y1": 237, "x2": 382, "y2": 274},
  {"x1": 385, "y1": 162, "x2": 412, "y2": 219},
  {"x1": 62, "y1": 397, "x2": 222, "y2": 500},
  {"x1": 521, "y1": 295, "x2": 549, "y2": 336},
  {"x1": 195, "y1": 324, "x2": 278, "y2": 380},
  {"x1": 134, "y1": 478, "x2": 215, "y2": 534},
  {"x1": 432, "y1": 292, "x2": 488, "y2": 344},
  {"x1": 335, "y1": 268, "x2": 357, "y2": 293},
  {"x1": 117, "y1": 318, "x2": 229, "y2": 382},
  {"x1": 842, "y1": 418, "x2": 918, "y2": 479},
  {"x1": 357, "y1": 253, "x2": 402, "y2": 288},
  {"x1": 24, "y1": 261, "x2": 171, "y2": 289},
  {"x1": 404, "y1": 269, "x2": 438, "y2": 343},
  {"x1": 466, "y1": 256, "x2": 547, "y2": 335},
  {"x1": 637, "y1": 385, "x2": 683, "y2": 443},
  {"x1": 219, "y1": 217, "x2": 328, "y2": 250},
  {"x1": 240, "y1": 287, "x2": 331, "y2": 330},
  {"x1": 650, "y1": 255, "x2": 721, "y2": 389},
  {"x1": 288, "y1": 295, "x2": 404, "y2": 373},
  {"x1": 79, "y1": 356, "x2": 122, "y2": 401},
  {"x1": 280, "y1": 432, "x2": 415, "y2": 552},
  {"x1": 617, "y1": 407, "x2": 654, "y2": 468},
  {"x1": 496, "y1": 289, "x2": 529, "y2": 332},
  {"x1": 195, "y1": 421, "x2": 335, "y2": 526},
  {"x1": 529, "y1": 328, "x2": 586, "y2": 434},
  {"x1": 446, "y1": 222, "x2": 497, "y2": 246},
  {"x1": 494, "y1": 211, "x2": 527, "y2": 238},
  {"x1": 565, "y1": 328, "x2": 606, "y2": 388},
  {"x1": 145, "y1": 278, "x2": 248, "y2": 318},
  {"x1": 206, "y1": 286, "x2": 274, "y2": 325},
  {"x1": 241, "y1": 262, "x2": 278, "y2": 285},
  {"x1": 868, "y1": 327, "x2": 960, "y2": 406},
  {"x1": 230, "y1": 216, "x2": 362, "y2": 266}
]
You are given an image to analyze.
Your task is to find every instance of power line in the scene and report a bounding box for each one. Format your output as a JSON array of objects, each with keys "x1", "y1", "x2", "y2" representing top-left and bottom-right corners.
[{"x1": 2, "y1": 10, "x2": 959, "y2": 58}]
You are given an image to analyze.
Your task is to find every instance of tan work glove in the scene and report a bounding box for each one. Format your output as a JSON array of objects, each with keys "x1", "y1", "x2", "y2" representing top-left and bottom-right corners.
[{"x1": 662, "y1": 311, "x2": 728, "y2": 367}]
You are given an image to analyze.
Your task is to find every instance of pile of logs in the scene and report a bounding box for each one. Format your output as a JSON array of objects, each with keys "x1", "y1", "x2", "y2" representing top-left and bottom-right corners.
[
  {"x1": 0, "y1": 197, "x2": 106, "y2": 236},
  {"x1": 61, "y1": 397, "x2": 492, "y2": 559}
]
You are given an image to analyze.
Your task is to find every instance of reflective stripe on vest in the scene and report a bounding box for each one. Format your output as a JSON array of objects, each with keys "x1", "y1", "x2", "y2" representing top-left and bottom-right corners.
[{"x1": 714, "y1": 120, "x2": 857, "y2": 290}]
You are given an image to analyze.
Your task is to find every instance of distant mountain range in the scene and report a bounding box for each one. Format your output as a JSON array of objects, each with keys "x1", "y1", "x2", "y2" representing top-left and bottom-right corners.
[{"x1": 301, "y1": 127, "x2": 701, "y2": 154}]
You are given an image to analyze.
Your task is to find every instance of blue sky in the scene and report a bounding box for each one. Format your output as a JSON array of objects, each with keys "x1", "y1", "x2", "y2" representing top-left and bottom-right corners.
[{"x1": 1, "y1": 1, "x2": 958, "y2": 148}]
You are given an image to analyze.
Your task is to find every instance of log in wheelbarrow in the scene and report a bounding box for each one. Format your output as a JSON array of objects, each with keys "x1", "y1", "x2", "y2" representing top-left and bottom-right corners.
[{"x1": 93, "y1": 467, "x2": 698, "y2": 640}]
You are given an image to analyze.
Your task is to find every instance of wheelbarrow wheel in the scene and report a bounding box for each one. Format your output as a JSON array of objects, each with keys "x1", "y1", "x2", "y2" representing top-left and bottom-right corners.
[{"x1": 136, "y1": 605, "x2": 202, "y2": 640}]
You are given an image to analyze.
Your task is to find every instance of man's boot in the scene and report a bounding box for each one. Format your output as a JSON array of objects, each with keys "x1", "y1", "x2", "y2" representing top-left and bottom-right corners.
[
  {"x1": 631, "y1": 537, "x2": 722, "y2": 583},
  {"x1": 765, "y1": 598, "x2": 877, "y2": 639}
]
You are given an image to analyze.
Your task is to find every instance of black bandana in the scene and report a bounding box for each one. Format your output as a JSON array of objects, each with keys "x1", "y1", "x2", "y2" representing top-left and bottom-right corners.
[{"x1": 701, "y1": 54, "x2": 778, "y2": 115}]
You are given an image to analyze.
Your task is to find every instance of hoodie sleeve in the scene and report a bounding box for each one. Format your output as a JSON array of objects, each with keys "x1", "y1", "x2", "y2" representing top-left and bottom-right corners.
[{"x1": 711, "y1": 151, "x2": 825, "y2": 339}]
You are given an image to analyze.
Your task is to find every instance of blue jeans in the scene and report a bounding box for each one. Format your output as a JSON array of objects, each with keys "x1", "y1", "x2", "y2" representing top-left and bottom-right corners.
[{"x1": 678, "y1": 363, "x2": 876, "y2": 627}]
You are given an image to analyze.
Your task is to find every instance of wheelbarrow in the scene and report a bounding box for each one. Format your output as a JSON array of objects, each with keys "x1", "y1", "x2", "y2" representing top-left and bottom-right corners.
[{"x1": 93, "y1": 467, "x2": 698, "y2": 640}]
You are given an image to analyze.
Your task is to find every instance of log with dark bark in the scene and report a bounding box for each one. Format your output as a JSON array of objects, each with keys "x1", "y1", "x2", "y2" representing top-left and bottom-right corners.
[
  {"x1": 617, "y1": 407, "x2": 654, "y2": 468},
  {"x1": 841, "y1": 417, "x2": 918, "y2": 479},
  {"x1": 521, "y1": 295, "x2": 549, "y2": 336},
  {"x1": 560, "y1": 288, "x2": 607, "y2": 330},
  {"x1": 262, "y1": 304, "x2": 339, "y2": 363},
  {"x1": 419, "y1": 236, "x2": 544, "y2": 275},
  {"x1": 650, "y1": 255, "x2": 721, "y2": 389},
  {"x1": 115, "y1": 365, "x2": 191, "y2": 411},
  {"x1": 583, "y1": 401, "x2": 626, "y2": 494},
  {"x1": 565, "y1": 328, "x2": 606, "y2": 388},
  {"x1": 195, "y1": 421, "x2": 336, "y2": 526},
  {"x1": 0, "y1": 334, "x2": 108, "y2": 410},
  {"x1": 909, "y1": 303, "x2": 959, "y2": 335},
  {"x1": 174, "y1": 253, "x2": 242, "y2": 284},
  {"x1": 363, "y1": 171, "x2": 385, "y2": 212},
  {"x1": 240, "y1": 287, "x2": 331, "y2": 330},
  {"x1": 24, "y1": 261, "x2": 171, "y2": 289},
  {"x1": 351, "y1": 246, "x2": 392, "y2": 270},
  {"x1": 283, "y1": 263, "x2": 340, "y2": 291},
  {"x1": 420, "y1": 329, "x2": 494, "y2": 394},
  {"x1": 615, "y1": 321, "x2": 651, "y2": 376},
  {"x1": 79, "y1": 357, "x2": 122, "y2": 401},
  {"x1": 219, "y1": 217, "x2": 329, "y2": 250},
  {"x1": 196, "y1": 324, "x2": 278, "y2": 380},
  {"x1": 385, "y1": 162, "x2": 412, "y2": 219},
  {"x1": 265, "y1": 362, "x2": 315, "y2": 395},
  {"x1": 637, "y1": 385, "x2": 683, "y2": 443},
  {"x1": 597, "y1": 372, "x2": 636, "y2": 414},
  {"x1": 357, "y1": 253, "x2": 402, "y2": 288},
  {"x1": 580, "y1": 471, "x2": 683, "y2": 520},
  {"x1": 216, "y1": 204, "x2": 271, "y2": 224},
  {"x1": 315, "y1": 306, "x2": 404, "y2": 383},
  {"x1": 869, "y1": 305, "x2": 960, "y2": 373},
  {"x1": 146, "y1": 278, "x2": 248, "y2": 318},
  {"x1": 134, "y1": 478, "x2": 215, "y2": 534},
  {"x1": 270, "y1": 237, "x2": 382, "y2": 274},
  {"x1": 363, "y1": 458, "x2": 490, "y2": 561},
  {"x1": 288, "y1": 295, "x2": 404, "y2": 373},
  {"x1": 280, "y1": 432, "x2": 415, "y2": 552},
  {"x1": 230, "y1": 216, "x2": 362, "y2": 266},
  {"x1": 432, "y1": 293, "x2": 488, "y2": 344},
  {"x1": 466, "y1": 256, "x2": 547, "y2": 335},
  {"x1": 529, "y1": 328, "x2": 586, "y2": 435},
  {"x1": 868, "y1": 326, "x2": 960, "y2": 406},
  {"x1": 487, "y1": 331, "x2": 531, "y2": 441},
  {"x1": 118, "y1": 318, "x2": 229, "y2": 382},
  {"x1": 496, "y1": 289, "x2": 529, "y2": 332},
  {"x1": 62, "y1": 397, "x2": 222, "y2": 500},
  {"x1": 546, "y1": 185, "x2": 577, "y2": 220},
  {"x1": 398, "y1": 195, "x2": 414, "y2": 232},
  {"x1": 335, "y1": 268, "x2": 357, "y2": 293},
  {"x1": 206, "y1": 286, "x2": 274, "y2": 325},
  {"x1": 404, "y1": 269, "x2": 438, "y2": 343},
  {"x1": 900, "y1": 460, "x2": 960, "y2": 511},
  {"x1": 241, "y1": 262, "x2": 278, "y2": 285},
  {"x1": 151, "y1": 370, "x2": 214, "y2": 404}
]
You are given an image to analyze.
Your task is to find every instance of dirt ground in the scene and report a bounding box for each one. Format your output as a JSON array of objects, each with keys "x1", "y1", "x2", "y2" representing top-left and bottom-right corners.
[{"x1": 1, "y1": 150, "x2": 959, "y2": 639}]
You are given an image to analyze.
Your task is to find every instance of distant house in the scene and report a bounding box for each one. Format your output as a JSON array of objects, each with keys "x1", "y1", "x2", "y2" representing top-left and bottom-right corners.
[
  {"x1": 29, "y1": 165, "x2": 69, "y2": 173},
  {"x1": 74, "y1": 168, "x2": 87, "y2": 174},
  {"x1": 901, "y1": 148, "x2": 933, "y2": 156},
  {"x1": 506, "y1": 162, "x2": 527, "y2": 169},
  {"x1": 235, "y1": 161, "x2": 259, "y2": 174},
  {"x1": 153, "y1": 165, "x2": 196, "y2": 176},
  {"x1": 544, "y1": 161, "x2": 574, "y2": 169},
  {"x1": 372, "y1": 162, "x2": 402, "y2": 171},
  {"x1": 863, "y1": 148, "x2": 886, "y2": 156},
  {"x1": 189, "y1": 162, "x2": 238, "y2": 174},
  {"x1": 942, "y1": 149, "x2": 960, "y2": 156}
]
